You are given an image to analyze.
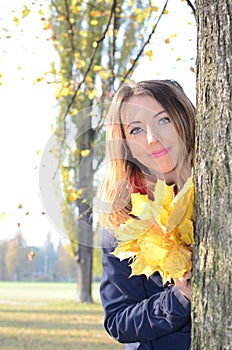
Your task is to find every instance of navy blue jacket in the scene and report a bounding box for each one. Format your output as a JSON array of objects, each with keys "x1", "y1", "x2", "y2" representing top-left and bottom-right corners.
[{"x1": 100, "y1": 229, "x2": 191, "y2": 350}]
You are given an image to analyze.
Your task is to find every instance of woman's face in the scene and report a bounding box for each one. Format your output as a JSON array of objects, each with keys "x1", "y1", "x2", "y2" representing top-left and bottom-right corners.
[{"x1": 121, "y1": 94, "x2": 184, "y2": 184}]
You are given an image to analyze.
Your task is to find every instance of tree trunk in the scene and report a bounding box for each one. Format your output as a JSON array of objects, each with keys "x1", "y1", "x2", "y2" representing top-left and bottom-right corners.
[
  {"x1": 76, "y1": 243, "x2": 93, "y2": 303},
  {"x1": 192, "y1": 1, "x2": 232, "y2": 349},
  {"x1": 76, "y1": 115, "x2": 94, "y2": 303}
]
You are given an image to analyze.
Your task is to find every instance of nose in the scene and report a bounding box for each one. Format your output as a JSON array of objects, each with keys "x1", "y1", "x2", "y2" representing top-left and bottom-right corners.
[{"x1": 146, "y1": 129, "x2": 158, "y2": 144}]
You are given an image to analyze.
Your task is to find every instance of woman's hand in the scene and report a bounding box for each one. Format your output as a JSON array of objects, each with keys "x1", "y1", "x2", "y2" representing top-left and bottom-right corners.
[{"x1": 175, "y1": 271, "x2": 192, "y2": 301}]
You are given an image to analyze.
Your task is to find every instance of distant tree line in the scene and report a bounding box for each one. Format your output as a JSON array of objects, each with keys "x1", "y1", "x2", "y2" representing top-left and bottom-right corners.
[{"x1": 0, "y1": 231, "x2": 102, "y2": 282}]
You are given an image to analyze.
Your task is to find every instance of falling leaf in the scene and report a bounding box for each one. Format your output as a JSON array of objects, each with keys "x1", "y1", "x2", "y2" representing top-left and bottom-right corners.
[
  {"x1": 151, "y1": 6, "x2": 159, "y2": 12},
  {"x1": 145, "y1": 50, "x2": 153, "y2": 61},
  {"x1": 0, "y1": 212, "x2": 6, "y2": 222},
  {"x1": 22, "y1": 5, "x2": 30, "y2": 18},
  {"x1": 13, "y1": 17, "x2": 20, "y2": 26},
  {"x1": 28, "y1": 250, "x2": 36, "y2": 261},
  {"x1": 43, "y1": 23, "x2": 52, "y2": 30},
  {"x1": 165, "y1": 33, "x2": 177, "y2": 44},
  {"x1": 18, "y1": 204, "x2": 23, "y2": 209},
  {"x1": 190, "y1": 66, "x2": 196, "y2": 73},
  {"x1": 33, "y1": 77, "x2": 44, "y2": 85},
  {"x1": 168, "y1": 33, "x2": 177, "y2": 39}
]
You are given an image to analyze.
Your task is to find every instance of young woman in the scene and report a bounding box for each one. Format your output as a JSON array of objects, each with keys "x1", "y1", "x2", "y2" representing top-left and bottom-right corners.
[{"x1": 97, "y1": 80, "x2": 195, "y2": 350}]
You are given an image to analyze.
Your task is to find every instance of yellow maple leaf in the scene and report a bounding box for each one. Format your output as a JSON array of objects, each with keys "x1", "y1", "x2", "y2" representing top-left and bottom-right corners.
[
  {"x1": 130, "y1": 257, "x2": 155, "y2": 277},
  {"x1": 112, "y1": 240, "x2": 139, "y2": 261},
  {"x1": 130, "y1": 193, "x2": 149, "y2": 218},
  {"x1": 159, "y1": 243, "x2": 192, "y2": 284},
  {"x1": 177, "y1": 219, "x2": 194, "y2": 245},
  {"x1": 115, "y1": 218, "x2": 154, "y2": 241},
  {"x1": 113, "y1": 177, "x2": 194, "y2": 283},
  {"x1": 158, "y1": 208, "x2": 169, "y2": 227},
  {"x1": 153, "y1": 180, "x2": 174, "y2": 214},
  {"x1": 166, "y1": 177, "x2": 193, "y2": 232}
]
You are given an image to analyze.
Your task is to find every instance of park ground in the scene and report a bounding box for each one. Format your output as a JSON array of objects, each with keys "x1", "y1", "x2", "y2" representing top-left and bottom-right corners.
[{"x1": 0, "y1": 282, "x2": 124, "y2": 349}]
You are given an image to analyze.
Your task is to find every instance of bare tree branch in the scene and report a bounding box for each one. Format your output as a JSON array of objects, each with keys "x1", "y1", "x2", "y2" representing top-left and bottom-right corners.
[
  {"x1": 64, "y1": 0, "x2": 75, "y2": 55},
  {"x1": 109, "y1": 8, "x2": 116, "y2": 91},
  {"x1": 185, "y1": 0, "x2": 196, "y2": 17},
  {"x1": 52, "y1": 0, "x2": 118, "y2": 178},
  {"x1": 119, "y1": 0, "x2": 169, "y2": 87},
  {"x1": 63, "y1": 0, "x2": 117, "y2": 118},
  {"x1": 51, "y1": 0, "x2": 66, "y2": 17}
]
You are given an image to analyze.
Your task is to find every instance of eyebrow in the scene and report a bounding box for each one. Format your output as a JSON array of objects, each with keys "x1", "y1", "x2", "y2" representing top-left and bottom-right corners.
[
  {"x1": 153, "y1": 110, "x2": 166, "y2": 118},
  {"x1": 126, "y1": 110, "x2": 166, "y2": 128}
]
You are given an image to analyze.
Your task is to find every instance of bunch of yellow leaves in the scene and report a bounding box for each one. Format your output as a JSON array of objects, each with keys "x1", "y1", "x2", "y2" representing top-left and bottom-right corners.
[{"x1": 113, "y1": 177, "x2": 194, "y2": 284}]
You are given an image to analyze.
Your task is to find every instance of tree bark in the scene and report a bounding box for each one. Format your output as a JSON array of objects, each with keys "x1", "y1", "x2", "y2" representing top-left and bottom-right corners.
[
  {"x1": 192, "y1": 1, "x2": 232, "y2": 349},
  {"x1": 76, "y1": 115, "x2": 94, "y2": 303}
]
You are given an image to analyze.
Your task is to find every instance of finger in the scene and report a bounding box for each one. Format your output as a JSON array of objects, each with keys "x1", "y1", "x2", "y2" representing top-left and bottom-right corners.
[
  {"x1": 185, "y1": 278, "x2": 191, "y2": 287},
  {"x1": 184, "y1": 271, "x2": 192, "y2": 279}
]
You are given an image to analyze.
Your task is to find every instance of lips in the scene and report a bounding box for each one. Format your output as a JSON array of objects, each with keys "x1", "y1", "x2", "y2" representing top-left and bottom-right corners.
[{"x1": 150, "y1": 148, "x2": 169, "y2": 158}]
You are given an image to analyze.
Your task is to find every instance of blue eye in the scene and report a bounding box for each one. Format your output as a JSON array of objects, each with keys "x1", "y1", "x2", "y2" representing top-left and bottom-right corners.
[
  {"x1": 158, "y1": 117, "x2": 170, "y2": 124},
  {"x1": 130, "y1": 127, "x2": 143, "y2": 135}
]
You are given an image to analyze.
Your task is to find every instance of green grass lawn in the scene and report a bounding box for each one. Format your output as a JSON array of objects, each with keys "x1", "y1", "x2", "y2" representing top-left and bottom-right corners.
[{"x1": 0, "y1": 282, "x2": 124, "y2": 350}]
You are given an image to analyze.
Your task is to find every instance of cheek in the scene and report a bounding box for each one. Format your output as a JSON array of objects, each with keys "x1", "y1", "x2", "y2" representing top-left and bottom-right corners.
[{"x1": 127, "y1": 139, "x2": 145, "y2": 157}]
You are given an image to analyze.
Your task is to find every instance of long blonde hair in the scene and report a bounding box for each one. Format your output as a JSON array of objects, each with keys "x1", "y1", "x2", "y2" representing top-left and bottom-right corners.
[{"x1": 97, "y1": 80, "x2": 195, "y2": 229}]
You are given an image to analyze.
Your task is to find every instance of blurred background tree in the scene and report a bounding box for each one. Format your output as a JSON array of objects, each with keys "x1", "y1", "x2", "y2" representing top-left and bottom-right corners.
[
  {"x1": 47, "y1": 0, "x2": 195, "y2": 302},
  {"x1": 0, "y1": 0, "x2": 196, "y2": 302},
  {"x1": 0, "y1": 233, "x2": 97, "y2": 282}
]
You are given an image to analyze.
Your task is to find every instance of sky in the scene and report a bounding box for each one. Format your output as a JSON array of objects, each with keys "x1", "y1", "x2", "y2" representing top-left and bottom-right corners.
[{"x1": 0, "y1": 0, "x2": 196, "y2": 247}]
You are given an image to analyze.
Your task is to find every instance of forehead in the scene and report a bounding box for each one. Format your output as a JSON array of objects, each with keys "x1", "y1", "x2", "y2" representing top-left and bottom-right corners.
[{"x1": 120, "y1": 95, "x2": 164, "y2": 124}]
